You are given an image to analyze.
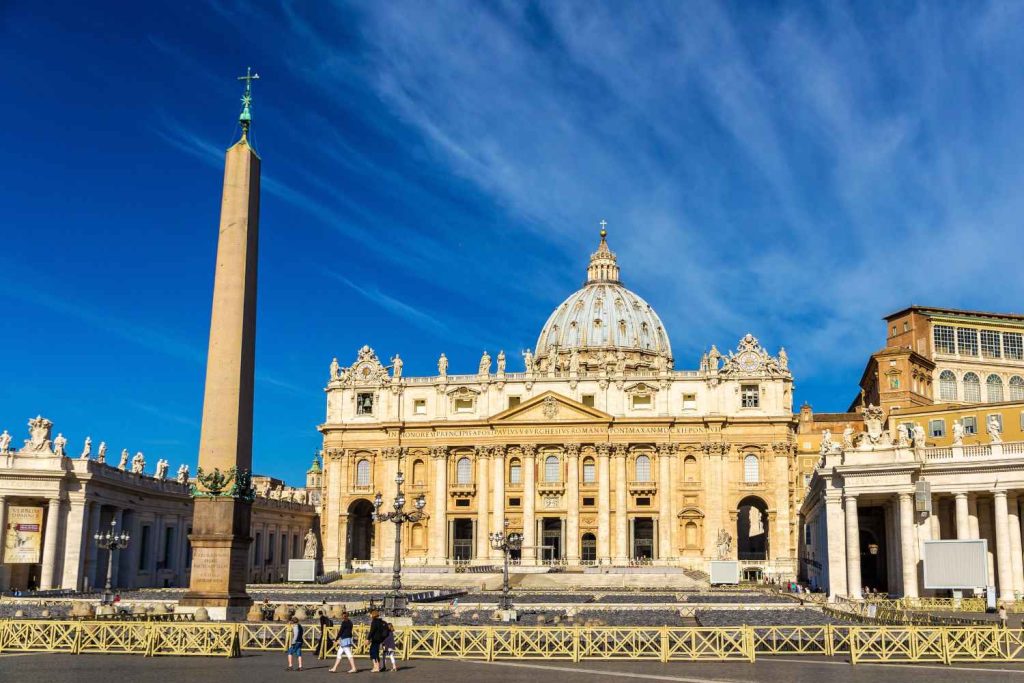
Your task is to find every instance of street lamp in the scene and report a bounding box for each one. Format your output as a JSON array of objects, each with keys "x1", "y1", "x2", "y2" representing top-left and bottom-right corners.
[
  {"x1": 372, "y1": 459, "x2": 427, "y2": 617},
  {"x1": 489, "y1": 519, "x2": 523, "y2": 612},
  {"x1": 93, "y1": 518, "x2": 130, "y2": 605}
]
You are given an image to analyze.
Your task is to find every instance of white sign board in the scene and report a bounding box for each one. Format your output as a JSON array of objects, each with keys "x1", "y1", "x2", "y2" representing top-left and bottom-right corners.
[
  {"x1": 922, "y1": 539, "x2": 988, "y2": 589},
  {"x1": 288, "y1": 559, "x2": 317, "y2": 583},
  {"x1": 709, "y1": 560, "x2": 740, "y2": 585}
]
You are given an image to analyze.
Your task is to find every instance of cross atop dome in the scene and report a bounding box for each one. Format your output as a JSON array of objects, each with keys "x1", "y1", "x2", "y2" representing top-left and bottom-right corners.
[{"x1": 587, "y1": 220, "x2": 620, "y2": 283}]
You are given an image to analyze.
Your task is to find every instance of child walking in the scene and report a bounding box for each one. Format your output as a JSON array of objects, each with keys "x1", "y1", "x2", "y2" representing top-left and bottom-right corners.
[{"x1": 381, "y1": 623, "x2": 398, "y2": 672}]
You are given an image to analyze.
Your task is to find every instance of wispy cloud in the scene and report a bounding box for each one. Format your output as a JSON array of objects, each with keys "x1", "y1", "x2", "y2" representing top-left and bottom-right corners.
[
  {"x1": 127, "y1": 400, "x2": 200, "y2": 428},
  {"x1": 322, "y1": 267, "x2": 450, "y2": 337}
]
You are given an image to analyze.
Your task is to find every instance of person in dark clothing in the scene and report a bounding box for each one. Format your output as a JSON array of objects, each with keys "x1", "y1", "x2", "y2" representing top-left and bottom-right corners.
[
  {"x1": 318, "y1": 610, "x2": 334, "y2": 658},
  {"x1": 329, "y1": 611, "x2": 357, "y2": 673},
  {"x1": 367, "y1": 611, "x2": 387, "y2": 673}
]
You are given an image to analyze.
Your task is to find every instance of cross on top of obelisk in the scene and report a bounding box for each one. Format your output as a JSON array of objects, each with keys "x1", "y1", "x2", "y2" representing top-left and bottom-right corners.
[{"x1": 237, "y1": 67, "x2": 260, "y2": 137}]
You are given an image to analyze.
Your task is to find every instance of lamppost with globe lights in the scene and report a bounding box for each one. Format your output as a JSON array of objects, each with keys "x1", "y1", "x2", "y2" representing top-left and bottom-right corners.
[
  {"x1": 489, "y1": 519, "x2": 523, "y2": 612},
  {"x1": 372, "y1": 456, "x2": 427, "y2": 617},
  {"x1": 93, "y1": 518, "x2": 130, "y2": 605}
]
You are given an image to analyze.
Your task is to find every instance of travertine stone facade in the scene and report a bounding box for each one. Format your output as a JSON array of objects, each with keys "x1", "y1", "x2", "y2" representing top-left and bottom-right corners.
[{"x1": 320, "y1": 232, "x2": 799, "y2": 578}]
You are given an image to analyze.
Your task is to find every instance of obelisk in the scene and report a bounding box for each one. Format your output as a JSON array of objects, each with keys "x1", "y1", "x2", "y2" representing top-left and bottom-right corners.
[{"x1": 180, "y1": 69, "x2": 261, "y2": 620}]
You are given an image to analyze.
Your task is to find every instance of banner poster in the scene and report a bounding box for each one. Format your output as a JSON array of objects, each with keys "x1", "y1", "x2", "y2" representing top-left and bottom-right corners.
[{"x1": 3, "y1": 506, "x2": 44, "y2": 564}]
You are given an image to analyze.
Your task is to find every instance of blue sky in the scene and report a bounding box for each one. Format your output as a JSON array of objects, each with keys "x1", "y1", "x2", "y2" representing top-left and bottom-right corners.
[{"x1": 2, "y1": 1, "x2": 1024, "y2": 485}]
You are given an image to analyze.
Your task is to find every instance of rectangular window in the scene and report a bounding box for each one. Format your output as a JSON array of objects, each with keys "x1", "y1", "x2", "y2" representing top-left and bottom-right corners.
[
  {"x1": 413, "y1": 399, "x2": 427, "y2": 415},
  {"x1": 980, "y1": 330, "x2": 1002, "y2": 359},
  {"x1": 267, "y1": 533, "x2": 274, "y2": 564},
  {"x1": 929, "y1": 419, "x2": 945, "y2": 438},
  {"x1": 252, "y1": 533, "x2": 260, "y2": 571},
  {"x1": 631, "y1": 394, "x2": 652, "y2": 410},
  {"x1": 455, "y1": 499, "x2": 470, "y2": 508},
  {"x1": 636, "y1": 497, "x2": 651, "y2": 506},
  {"x1": 741, "y1": 385, "x2": 759, "y2": 408},
  {"x1": 682, "y1": 393, "x2": 697, "y2": 410},
  {"x1": 507, "y1": 396, "x2": 521, "y2": 409},
  {"x1": 582, "y1": 497, "x2": 595, "y2": 507},
  {"x1": 957, "y1": 328, "x2": 978, "y2": 356},
  {"x1": 903, "y1": 322, "x2": 909, "y2": 332},
  {"x1": 509, "y1": 462, "x2": 521, "y2": 485},
  {"x1": 356, "y1": 393, "x2": 374, "y2": 415},
  {"x1": 582, "y1": 460, "x2": 595, "y2": 484},
  {"x1": 962, "y1": 416, "x2": 977, "y2": 435},
  {"x1": 937, "y1": 325, "x2": 958, "y2": 356},
  {"x1": 507, "y1": 497, "x2": 521, "y2": 507},
  {"x1": 454, "y1": 398, "x2": 474, "y2": 413},
  {"x1": 581, "y1": 394, "x2": 595, "y2": 407},
  {"x1": 804, "y1": 522, "x2": 812, "y2": 546},
  {"x1": 1005, "y1": 332, "x2": 1024, "y2": 360},
  {"x1": 139, "y1": 526, "x2": 151, "y2": 571},
  {"x1": 161, "y1": 527, "x2": 174, "y2": 570},
  {"x1": 889, "y1": 376, "x2": 900, "y2": 389},
  {"x1": 891, "y1": 325, "x2": 897, "y2": 337}
]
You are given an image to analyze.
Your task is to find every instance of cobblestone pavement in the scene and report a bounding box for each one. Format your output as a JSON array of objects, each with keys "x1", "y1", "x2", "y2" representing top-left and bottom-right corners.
[{"x1": 2, "y1": 651, "x2": 1024, "y2": 682}]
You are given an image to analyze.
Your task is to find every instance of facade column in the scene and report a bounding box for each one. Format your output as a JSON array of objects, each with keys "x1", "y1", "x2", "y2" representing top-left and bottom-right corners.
[
  {"x1": 40, "y1": 497, "x2": 63, "y2": 589},
  {"x1": 772, "y1": 442, "x2": 793, "y2": 567},
  {"x1": 916, "y1": 498, "x2": 933, "y2": 595},
  {"x1": 522, "y1": 445, "x2": 537, "y2": 565},
  {"x1": 1008, "y1": 494, "x2": 1024, "y2": 597},
  {"x1": 475, "y1": 446, "x2": 490, "y2": 563},
  {"x1": 324, "y1": 453, "x2": 343, "y2": 571},
  {"x1": 596, "y1": 444, "x2": 611, "y2": 564},
  {"x1": 428, "y1": 447, "x2": 448, "y2": 565},
  {"x1": 968, "y1": 494, "x2": 980, "y2": 539},
  {"x1": 898, "y1": 493, "x2": 919, "y2": 598},
  {"x1": 657, "y1": 444, "x2": 672, "y2": 562},
  {"x1": 566, "y1": 444, "x2": 580, "y2": 564},
  {"x1": 930, "y1": 496, "x2": 942, "y2": 540},
  {"x1": 380, "y1": 448, "x2": 399, "y2": 562},
  {"x1": 613, "y1": 445, "x2": 629, "y2": 564},
  {"x1": 668, "y1": 448, "x2": 680, "y2": 563},
  {"x1": 955, "y1": 493, "x2": 970, "y2": 539},
  {"x1": 61, "y1": 498, "x2": 88, "y2": 590},
  {"x1": 844, "y1": 494, "x2": 862, "y2": 599},
  {"x1": 824, "y1": 491, "x2": 847, "y2": 600},
  {"x1": 491, "y1": 446, "x2": 506, "y2": 562},
  {"x1": 993, "y1": 491, "x2": 1015, "y2": 602}
]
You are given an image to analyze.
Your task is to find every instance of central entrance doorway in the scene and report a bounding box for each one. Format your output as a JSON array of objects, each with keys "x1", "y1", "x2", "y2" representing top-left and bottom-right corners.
[
  {"x1": 541, "y1": 518, "x2": 562, "y2": 562},
  {"x1": 452, "y1": 519, "x2": 474, "y2": 561},
  {"x1": 346, "y1": 499, "x2": 375, "y2": 566},
  {"x1": 737, "y1": 496, "x2": 769, "y2": 561},
  {"x1": 632, "y1": 518, "x2": 654, "y2": 560}
]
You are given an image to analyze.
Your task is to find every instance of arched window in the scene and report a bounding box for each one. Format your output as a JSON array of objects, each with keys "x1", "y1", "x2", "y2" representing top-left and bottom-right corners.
[
  {"x1": 743, "y1": 454, "x2": 760, "y2": 483},
  {"x1": 456, "y1": 457, "x2": 472, "y2": 485},
  {"x1": 683, "y1": 455, "x2": 698, "y2": 482},
  {"x1": 634, "y1": 455, "x2": 651, "y2": 482},
  {"x1": 582, "y1": 457, "x2": 596, "y2": 484},
  {"x1": 355, "y1": 459, "x2": 370, "y2": 486},
  {"x1": 685, "y1": 522, "x2": 698, "y2": 548},
  {"x1": 1010, "y1": 376, "x2": 1024, "y2": 401},
  {"x1": 963, "y1": 372, "x2": 981, "y2": 402},
  {"x1": 939, "y1": 370, "x2": 957, "y2": 402},
  {"x1": 987, "y1": 374, "x2": 1004, "y2": 402},
  {"x1": 412, "y1": 459, "x2": 425, "y2": 486},
  {"x1": 509, "y1": 458, "x2": 521, "y2": 485},
  {"x1": 544, "y1": 455, "x2": 560, "y2": 482}
]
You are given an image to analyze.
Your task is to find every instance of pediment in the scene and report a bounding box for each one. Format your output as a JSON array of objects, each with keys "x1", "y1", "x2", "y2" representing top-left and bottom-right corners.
[{"x1": 489, "y1": 391, "x2": 612, "y2": 423}]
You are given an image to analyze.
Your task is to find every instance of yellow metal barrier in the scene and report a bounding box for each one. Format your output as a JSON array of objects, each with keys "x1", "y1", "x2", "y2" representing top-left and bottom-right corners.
[
  {"x1": 146, "y1": 622, "x2": 239, "y2": 657},
  {"x1": 77, "y1": 621, "x2": 150, "y2": 654},
  {"x1": 0, "y1": 620, "x2": 79, "y2": 653}
]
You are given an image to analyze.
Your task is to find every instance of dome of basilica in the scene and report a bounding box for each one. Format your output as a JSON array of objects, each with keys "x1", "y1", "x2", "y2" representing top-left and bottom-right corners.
[{"x1": 534, "y1": 228, "x2": 673, "y2": 372}]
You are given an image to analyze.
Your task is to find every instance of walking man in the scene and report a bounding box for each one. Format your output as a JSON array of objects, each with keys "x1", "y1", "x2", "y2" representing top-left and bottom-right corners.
[{"x1": 287, "y1": 616, "x2": 304, "y2": 671}]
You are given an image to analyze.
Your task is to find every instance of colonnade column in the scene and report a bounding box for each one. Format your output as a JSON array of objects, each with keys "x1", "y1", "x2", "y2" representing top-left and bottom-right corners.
[
  {"x1": 522, "y1": 445, "x2": 537, "y2": 565},
  {"x1": 844, "y1": 494, "x2": 862, "y2": 599},
  {"x1": 993, "y1": 491, "x2": 1015, "y2": 602},
  {"x1": 824, "y1": 491, "x2": 848, "y2": 600},
  {"x1": 40, "y1": 497, "x2": 63, "y2": 589},
  {"x1": 61, "y1": 498, "x2": 87, "y2": 590},
  {"x1": 657, "y1": 444, "x2": 672, "y2": 563},
  {"x1": 428, "y1": 447, "x2": 448, "y2": 565},
  {"x1": 565, "y1": 444, "x2": 580, "y2": 564},
  {"x1": 475, "y1": 446, "x2": 490, "y2": 563},
  {"x1": 490, "y1": 446, "x2": 506, "y2": 562},
  {"x1": 967, "y1": 494, "x2": 980, "y2": 539},
  {"x1": 955, "y1": 493, "x2": 970, "y2": 539},
  {"x1": 1008, "y1": 494, "x2": 1024, "y2": 596},
  {"x1": 596, "y1": 444, "x2": 611, "y2": 564},
  {"x1": 613, "y1": 445, "x2": 628, "y2": 564},
  {"x1": 898, "y1": 493, "x2": 919, "y2": 599},
  {"x1": 0, "y1": 496, "x2": 7, "y2": 590}
]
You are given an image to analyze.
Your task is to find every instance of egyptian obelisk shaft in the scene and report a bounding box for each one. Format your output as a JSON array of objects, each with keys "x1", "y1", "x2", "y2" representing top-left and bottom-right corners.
[{"x1": 182, "y1": 72, "x2": 261, "y2": 619}]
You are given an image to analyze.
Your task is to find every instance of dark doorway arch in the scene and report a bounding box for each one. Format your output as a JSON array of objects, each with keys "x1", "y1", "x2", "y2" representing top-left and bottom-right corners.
[
  {"x1": 737, "y1": 496, "x2": 769, "y2": 561},
  {"x1": 581, "y1": 533, "x2": 597, "y2": 564},
  {"x1": 346, "y1": 499, "x2": 375, "y2": 566}
]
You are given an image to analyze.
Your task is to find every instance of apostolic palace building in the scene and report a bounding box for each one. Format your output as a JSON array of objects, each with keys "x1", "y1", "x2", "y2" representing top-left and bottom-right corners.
[{"x1": 319, "y1": 229, "x2": 799, "y2": 578}]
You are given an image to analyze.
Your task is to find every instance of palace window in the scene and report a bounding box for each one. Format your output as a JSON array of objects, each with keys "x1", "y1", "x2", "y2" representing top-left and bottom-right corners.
[
  {"x1": 413, "y1": 399, "x2": 427, "y2": 415},
  {"x1": 582, "y1": 457, "x2": 596, "y2": 484},
  {"x1": 454, "y1": 398, "x2": 474, "y2": 414},
  {"x1": 804, "y1": 522, "x2": 813, "y2": 547},
  {"x1": 929, "y1": 419, "x2": 945, "y2": 438},
  {"x1": 634, "y1": 454, "x2": 651, "y2": 482},
  {"x1": 686, "y1": 522, "x2": 699, "y2": 549},
  {"x1": 741, "y1": 385, "x2": 759, "y2": 408},
  {"x1": 508, "y1": 497, "x2": 521, "y2": 507},
  {"x1": 631, "y1": 394, "x2": 652, "y2": 410},
  {"x1": 544, "y1": 455, "x2": 560, "y2": 482},
  {"x1": 1005, "y1": 333, "x2": 1024, "y2": 360},
  {"x1": 933, "y1": 325, "x2": 956, "y2": 354},
  {"x1": 412, "y1": 459, "x2": 425, "y2": 486},
  {"x1": 636, "y1": 497, "x2": 651, "y2": 506},
  {"x1": 581, "y1": 394, "x2": 595, "y2": 407},
  {"x1": 1010, "y1": 376, "x2": 1024, "y2": 401},
  {"x1": 355, "y1": 459, "x2": 371, "y2": 487},
  {"x1": 683, "y1": 455, "x2": 698, "y2": 482},
  {"x1": 957, "y1": 328, "x2": 978, "y2": 356},
  {"x1": 963, "y1": 373, "x2": 981, "y2": 402},
  {"x1": 456, "y1": 457, "x2": 472, "y2": 485},
  {"x1": 939, "y1": 370, "x2": 957, "y2": 401},
  {"x1": 981, "y1": 330, "x2": 1002, "y2": 359},
  {"x1": 507, "y1": 396, "x2": 521, "y2": 409},
  {"x1": 743, "y1": 454, "x2": 760, "y2": 483},
  {"x1": 682, "y1": 393, "x2": 697, "y2": 410},
  {"x1": 987, "y1": 375, "x2": 1004, "y2": 403},
  {"x1": 582, "y1": 497, "x2": 596, "y2": 507},
  {"x1": 356, "y1": 393, "x2": 374, "y2": 415},
  {"x1": 962, "y1": 416, "x2": 977, "y2": 435},
  {"x1": 455, "y1": 499, "x2": 469, "y2": 508},
  {"x1": 509, "y1": 458, "x2": 521, "y2": 485},
  {"x1": 889, "y1": 375, "x2": 901, "y2": 389}
]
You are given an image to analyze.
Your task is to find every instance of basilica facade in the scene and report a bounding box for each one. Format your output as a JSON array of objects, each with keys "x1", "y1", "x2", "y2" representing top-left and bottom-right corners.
[{"x1": 319, "y1": 231, "x2": 799, "y2": 578}]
